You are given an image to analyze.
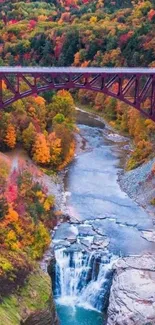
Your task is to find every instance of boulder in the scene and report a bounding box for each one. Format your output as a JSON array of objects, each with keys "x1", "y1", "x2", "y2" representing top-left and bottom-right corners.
[{"x1": 107, "y1": 255, "x2": 155, "y2": 325}]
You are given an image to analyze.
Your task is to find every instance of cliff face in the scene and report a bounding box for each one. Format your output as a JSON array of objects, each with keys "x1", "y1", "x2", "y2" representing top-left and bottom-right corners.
[
  {"x1": 21, "y1": 267, "x2": 59, "y2": 325},
  {"x1": 21, "y1": 260, "x2": 59, "y2": 325},
  {"x1": 107, "y1": 255, "x2": 155, "y2": 325},
  {"x1": 0, "y1": 268, "x2": 59, "y2": 325},
  {"x1": 22, "y1": 295, "x2": 59, "y2": 325}
]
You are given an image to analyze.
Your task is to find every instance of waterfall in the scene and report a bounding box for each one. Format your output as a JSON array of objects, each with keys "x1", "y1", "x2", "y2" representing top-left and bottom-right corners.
[
  {"x1": 78, "y1": 255, "x2": 114, "y2": 311},
  {"x1": 54, "y1": 247, "x2": 115, "y2": 311}
]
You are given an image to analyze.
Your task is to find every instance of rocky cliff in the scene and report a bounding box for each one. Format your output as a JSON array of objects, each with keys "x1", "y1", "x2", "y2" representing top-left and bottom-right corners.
[
  {"x1": 0, "y1": 268, "x2": 59, "y2": 325},
  {"x1": 21, "y1": 268, "x2": 59, "y2": 325},
  {"x1": 22, "y1": 296, "x2": 59, "y2": 325},
  {"x1": 107, "y1": 255, "x2": 155, "y2": 325}
]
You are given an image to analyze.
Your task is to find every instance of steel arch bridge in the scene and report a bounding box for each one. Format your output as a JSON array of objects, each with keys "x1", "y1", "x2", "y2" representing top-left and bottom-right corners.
[{"x1": 0, "y1": 67, "x2": 155, "y2": 121}]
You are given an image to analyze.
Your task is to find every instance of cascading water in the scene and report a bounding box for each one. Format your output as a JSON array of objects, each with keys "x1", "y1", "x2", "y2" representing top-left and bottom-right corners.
[
  {"x1": 55, "y1": 248, "x2": 85, "y2": 300},
  {"x1": 79, "y1": 255, "x2": 115, "y2": 311},
  {"x1": 54, "y1": 247, "x2": 115, "y2": 312}
]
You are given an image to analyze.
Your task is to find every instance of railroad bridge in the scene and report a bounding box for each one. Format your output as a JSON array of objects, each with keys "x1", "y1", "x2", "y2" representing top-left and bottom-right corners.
[{"x1": 0, "y1": 67, "x2": 155, "y2": 121}]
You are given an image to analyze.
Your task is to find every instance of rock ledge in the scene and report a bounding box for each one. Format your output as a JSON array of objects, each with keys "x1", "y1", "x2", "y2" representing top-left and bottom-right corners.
[{"x1": 107, "y1": 255, "x2": 155, "y2": 325}]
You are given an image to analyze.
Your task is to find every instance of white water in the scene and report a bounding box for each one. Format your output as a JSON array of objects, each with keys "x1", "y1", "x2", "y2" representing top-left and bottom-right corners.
[{"x1": 55, "y1": 248, "x2": 115, "y2": 311}]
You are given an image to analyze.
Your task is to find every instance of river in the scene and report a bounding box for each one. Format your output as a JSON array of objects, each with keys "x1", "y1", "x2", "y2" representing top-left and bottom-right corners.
[
  {"x1": 4, "y1": 110, "x2": 155, "y2": 324},
  {"x1": 53, "y1": 110, "x2": 155, "y2": 325}
]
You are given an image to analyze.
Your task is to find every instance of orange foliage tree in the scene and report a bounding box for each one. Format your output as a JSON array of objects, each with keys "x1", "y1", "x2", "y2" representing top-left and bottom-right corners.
[
  {"x1": 4, "y1": 124, "x2": 16, "y2": 149},
  {"x1": 32, "y1": 133, "x2": 50, "y2": 165},
  {"x1": 48, "y1": 132, "x2": 62, "y2": 167}
]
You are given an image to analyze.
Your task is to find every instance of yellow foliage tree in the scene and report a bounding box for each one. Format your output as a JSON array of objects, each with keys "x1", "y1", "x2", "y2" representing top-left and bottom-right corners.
[
  {"x1": 32, "y1": 133, "x2": 50, "y2": 165},
  {"x1": 7, "y1": 229, "x2": 16, "y2": 241},
  {"x1": 4, "y1": 124, "x2": 16, "y2": 149},
  {"x1": 102, "y1": 48, "x2": 121, "y2": 66},
  {"x1": 145, "y1": 119, "x2": 155, "y2": 134},
  {"x1": 22, "y1": 122, "x2": 36, "y2": 150},
  {"x1": 30, "y1": 222, "x2": 50, "y2": 259},
  {"x1": 90, "y1": 16, "x2": 97, "y2": 24},
  {"x1": 6, "y1": 229, "x2": 20, "y2": 251},
  {"x1": 48, "y1": 132, "x2": 62, "y2": 167},
  {"x1": 44, "y1": 195, "x2": 55, "y2": 212}
]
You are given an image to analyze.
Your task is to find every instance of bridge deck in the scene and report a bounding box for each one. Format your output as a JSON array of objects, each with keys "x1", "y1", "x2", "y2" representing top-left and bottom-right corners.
[
  {"x1": 0, "y1": 67, "x2": 155, "y2": 74},
  {"x1": 0, "y1": 66, "x2": 155, "y2": 120}
]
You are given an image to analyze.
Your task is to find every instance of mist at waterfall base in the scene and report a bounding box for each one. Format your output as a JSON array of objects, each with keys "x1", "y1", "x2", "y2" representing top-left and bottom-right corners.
[
  {"x1": 54, "y1": 248, "x2": 111, "y2": 325},
  {"x1": 56, "y1": 305, "x2": 103, "y2": 325}
]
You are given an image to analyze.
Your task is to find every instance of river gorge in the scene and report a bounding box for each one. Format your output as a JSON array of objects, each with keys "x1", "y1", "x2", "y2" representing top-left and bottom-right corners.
[
  {"x1": 48, "y1": 110, "x2": 155, "y2": 325},
  {"x1": 4, "y1": 110, "x2": 155, "y2": 325}
]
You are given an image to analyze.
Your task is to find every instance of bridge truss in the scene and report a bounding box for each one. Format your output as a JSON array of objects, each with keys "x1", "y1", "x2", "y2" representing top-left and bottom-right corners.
[{"x1": 0, "y1": 67, "x2": 155, "y2": 121}]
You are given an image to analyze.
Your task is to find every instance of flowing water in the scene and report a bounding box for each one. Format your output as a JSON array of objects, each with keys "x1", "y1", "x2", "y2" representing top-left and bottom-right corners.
[
  {"x1": 54, "y1": 248, "x2": 110, "y2": 324},
  {"x1": 52, "y1": 111, "x2": 155, "y2": 324},
  {"x1": 3, "y1": 111, "x2": 155, "y2": 324}
]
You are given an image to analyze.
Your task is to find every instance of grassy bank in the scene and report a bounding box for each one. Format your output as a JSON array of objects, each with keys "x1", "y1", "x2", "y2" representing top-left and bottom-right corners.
[{"x1": 0, "y1": 267, "x2": 52, "y2": 325}]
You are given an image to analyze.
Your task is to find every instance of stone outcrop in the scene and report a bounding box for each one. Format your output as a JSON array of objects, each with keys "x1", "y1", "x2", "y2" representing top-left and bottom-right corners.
[
  {"x1": 21, "y1": 298, "x2": 59, "y2": 325},
  {"x1": 21, "y1": 268, "x2": 59, "y2": 325},
  {"x1": 107, "y1": 255, "x2": 155, "y2": 325}
]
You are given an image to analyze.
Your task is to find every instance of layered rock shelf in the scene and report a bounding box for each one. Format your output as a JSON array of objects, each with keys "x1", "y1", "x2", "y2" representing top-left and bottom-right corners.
[{"x1": 107, "y1": 255, "x2": 155, "y2": 325}]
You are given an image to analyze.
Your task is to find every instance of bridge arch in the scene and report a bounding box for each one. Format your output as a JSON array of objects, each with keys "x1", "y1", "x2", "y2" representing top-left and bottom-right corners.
[{"x1": 0, "y1": 67, "x2": 155, "y2": 121}]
